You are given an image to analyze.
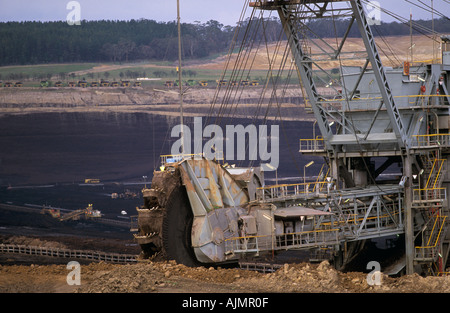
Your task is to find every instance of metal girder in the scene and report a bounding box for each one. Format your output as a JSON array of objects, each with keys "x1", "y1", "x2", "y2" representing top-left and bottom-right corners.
[
  {"x1": 255, "y1": 0, "x2": 411, "y2": 151},
  {"x1": 277, "y1": 4, "x2": 335, "y2": 152},
  {"x1": 356, "y1": 197, "x2": 377, "y2": 237},
  {"x1": 250, "y1": 0, "x2": 348, "y2": 11},
  {"x1": 350, "y1": 0, "x2": 409, "y2": 149},
  {"x1": 269, "y1": 0, "x2": 412, "y2": 153}
]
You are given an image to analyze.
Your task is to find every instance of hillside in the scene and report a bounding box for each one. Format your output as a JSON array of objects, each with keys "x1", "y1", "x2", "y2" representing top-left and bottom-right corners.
[
  {"x1": 1, "y1": 33, "x2": 444, "y2": 83},
  {"x1": 0, "y1": 17, "x2": 448, "y2": 67},
  {"x1": 197, "y1": 34, "x2": 445, "y2": 71},
  {"x1": 0, "y1": 33, "x2": 444, "y2": 100}
]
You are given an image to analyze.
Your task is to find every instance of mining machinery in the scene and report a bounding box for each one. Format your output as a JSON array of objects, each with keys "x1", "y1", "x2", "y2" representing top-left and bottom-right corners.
[{"x1": 134, "y1": 0, "x2": 450, "y2": 276}]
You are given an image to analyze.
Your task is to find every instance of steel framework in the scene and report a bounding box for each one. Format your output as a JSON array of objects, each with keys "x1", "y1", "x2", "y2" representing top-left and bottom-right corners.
[{"x1": 250, "y1": 0, "x2": 450, "y2": 275}]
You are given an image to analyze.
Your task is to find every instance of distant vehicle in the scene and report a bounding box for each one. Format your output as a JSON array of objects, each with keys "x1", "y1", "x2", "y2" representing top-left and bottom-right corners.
[
  {"x1": 77, "y1": 80, "x2": 88, "y2": 88},
  {"x1": 41, "y1": 206, "x2": 61, "y2": 218},
  {"x1": 216, "y1": 79, "x2": 227, "y2": 86},
  {"x1": 85, "y1": 204, "x2": 102, "y2": 218},
  {"x1": 84, "y1": 178, "x2": 100, "y2": 184}
]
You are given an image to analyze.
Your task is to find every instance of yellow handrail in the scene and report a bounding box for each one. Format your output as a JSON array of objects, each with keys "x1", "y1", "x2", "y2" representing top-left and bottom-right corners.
[
  {"x1": 424, "y1": 158, "x2": 445, "y2": 189},
  {"x1": 413, "y1": 187, "x2": 446, "y2": 192},
  {"x1": 313, "y1": 164, "x2": 329, "y2": 192},
  {"x1": 299, "y1": 137, "x2": 325, "y2": 151},
  {"x1": 433, "y1": 159, "x2": 445, "y2": 189},
  {"x1": 412, "y1": 187, "x2": 446, "y2": 202},
  {"x1": 415, "y1": 216, "x2": 447, "y2": 249},
  {"x1": 413, "y1": 133, "x2": 450, "y2": 138},
  {"x1": 413, "y1": 134, "x2": 450, "y2": 148},
  {"x1": 427, "y1": 215, "x2": 440, "y2": 246},
  {"x1": 426, "y1": 158, "x2": 437, "y2": 188}
]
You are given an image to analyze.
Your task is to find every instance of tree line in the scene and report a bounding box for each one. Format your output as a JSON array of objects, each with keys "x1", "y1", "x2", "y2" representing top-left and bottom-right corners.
[
  {"x1": 0, "y1": 19, "x2": 234, "y2": 66},
  {"x1": 0, "y1": 17, "x2": 448, "y2": 66}
]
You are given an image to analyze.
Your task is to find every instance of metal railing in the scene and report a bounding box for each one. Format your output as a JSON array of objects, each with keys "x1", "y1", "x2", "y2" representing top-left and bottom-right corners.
[
  {"x1": 239, "y1": 262, "x2": 283, "y2": 273},
  {"x1": 412, "y1": 133, "x2": 450, "y2": 148},
  {"x1": 299, "y1": 131, "x2": 450, "y2": 151},
  {"x1": 299, "y1": 137, "x2": 325, "y2": 152},
  {"x1": 274, "y1": 229, "x2": 340, "y2": 250},
  {"x1": 0, "y1": 244, "x2": 138, "y2": 264},
  {"x1": 321, "y1": 197, "x2": 404, "y2": 238},
  {"x1": 415, "y1": 216, "x2": 447, "y2": 262},
  {"x1": 412, "y1": 188, "x2": 447, "y2": 205},
  {"x1": 224, "y1": 228, "x2": 340, "y2": 255},
  {"x1": 256, "y1": 180, "x2": 329, "y2": 202},
  {"x1": 425, "y1": 158, "x2": 445, "y2": 189},
  {"x1": 257, "y1": 163, "x2": 330, "y2": 202},
  {"x1": 225, "y1": 235, "x2": 262, "y2": 254},
  {"x1": 160, "y1": 152, "x2": 224, "y2": 165}
]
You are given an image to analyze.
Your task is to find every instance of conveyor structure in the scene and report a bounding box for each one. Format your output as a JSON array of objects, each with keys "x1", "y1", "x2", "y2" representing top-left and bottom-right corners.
[{"x1": 134, "y1": 0, "x2": 450, "y2": 276}]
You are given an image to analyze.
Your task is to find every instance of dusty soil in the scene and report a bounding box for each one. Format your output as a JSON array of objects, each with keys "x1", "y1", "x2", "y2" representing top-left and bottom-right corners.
[
  {"x1": 174, "y1": 35, "x2": 444, "y2": 71},
  {"x1": 1, "y1": 233, "x2": 450, "y2": 294}
]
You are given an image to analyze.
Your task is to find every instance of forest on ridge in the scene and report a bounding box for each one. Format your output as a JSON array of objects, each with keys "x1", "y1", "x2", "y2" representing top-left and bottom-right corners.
[{"x1": 0, "y1": 17, "x2": 448, "y2": 66}]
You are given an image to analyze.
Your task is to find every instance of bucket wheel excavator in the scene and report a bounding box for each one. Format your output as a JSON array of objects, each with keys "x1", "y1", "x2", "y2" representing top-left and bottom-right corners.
[{"x1": 134, "y1": 158, "x2": 263, "y2": 266}]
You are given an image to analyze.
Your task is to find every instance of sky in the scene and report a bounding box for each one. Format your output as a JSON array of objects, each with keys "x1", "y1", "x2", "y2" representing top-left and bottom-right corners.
[{"x1": 0, "y1": 0, "x2": 448, "y2": 25}]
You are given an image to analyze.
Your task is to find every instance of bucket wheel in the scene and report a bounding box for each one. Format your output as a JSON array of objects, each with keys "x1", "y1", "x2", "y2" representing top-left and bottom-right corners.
[{"x1": 162, "y1": 185, "x2": 200, "y2": 267}]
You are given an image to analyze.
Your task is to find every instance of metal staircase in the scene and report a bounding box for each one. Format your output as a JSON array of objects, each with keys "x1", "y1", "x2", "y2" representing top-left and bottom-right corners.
[
  {"x1": 413, "y1": 152, "x2": 446, "y2": 208},
  {"x1": 413, "y1": 150, "x2": 449, "y2": 274},
  {"x1": 415, "y1": 214, "x2": 448, "y2": 275}
]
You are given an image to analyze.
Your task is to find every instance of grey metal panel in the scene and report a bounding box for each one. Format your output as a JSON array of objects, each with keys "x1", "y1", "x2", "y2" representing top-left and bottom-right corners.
[
  {"x1": 274, "y1": 206, "x2": 333, "y2": 217},
  {"x1": 351, "y1": 0, "x2": 409, "y2": 149}
]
